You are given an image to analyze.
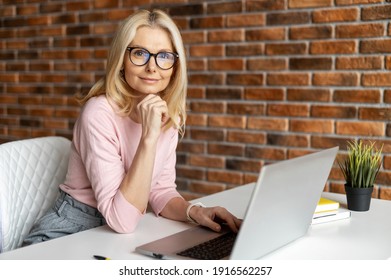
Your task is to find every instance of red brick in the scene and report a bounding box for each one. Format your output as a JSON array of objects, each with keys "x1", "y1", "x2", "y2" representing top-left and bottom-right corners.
[
  {"x1": 359, "y1": 108, "x2": 391, "y2": 121},
  {"x1": 190, "y1": 101, "x2": 225, "y2": 113},
  {"x1": 8, "y1": 127, "x2": 31, "y2": 138},
  {"x1": 376, "y1": 171, "x2": 391, "y2": 188},
  {"x1": 208, "y1": 143, "x2": 244, "y2": 157},
  {"x1": 266, "y1": 43, "x2": 307, "y2": 55},
  {"x1": 227, "y1": 14, "x2": 265, "y2": 27},
  {"x1": 208, "y1": 115, "x2": 246, "y2": 129},
  {"x1": 384, "y1": 155, "x2": 391, "y2": 170},
  {"x1": 208, "y1": 29, "x2": 244, "y2": 42},
  {"x1": 42, "y1": 96, "x2": 67, "y2": 106},
  {"x1": 187, "y1": 59, "x2": 206, "y2": 71},
  {"x1": 361, "y1": 4, "x2": 391, "y2": 21},
  {"x1": 206, "y1": 88, "x2": 243, "y2": 99},
  {"x1": 208, "y1": 58, "x2": 244, "y2": 71},
  {"x1": 226, "y1": 158, "x2": 262, "y2": 173},
  {"x1": 189, "y1": 128, "x2": 225, "y2": 141},
  {"x1": 336, "y1": 56, "x2": 382, "y2": 70},
  {"x1": 336, "y1": 0, "x2": 384, "y2": 5},
  {"x1": 227, "y1": 130, "x2": 266, "y2": 144},
  {"x1": 289, "y1": 57, "x2": 332, "y2": 70},
  {"x1": 246, "y1": 0, "x2": 285, "y2": 11},
  {"x1": 189, "y1": 45, "x2": 224, "y2": 57},
  {"x1": 207, "y1": 1, "x2": 243, "y2": 14},
  {"x1": 177, "y1": 141, "x2": 206, "y2": 154},
  {"x1": 245, "y1": 88, "x2": 284, "y2": 101},
  {"x1": 267, "y1": 73, "x2": 309, "y2": 86},
  {"x1": 287, "y1": 88, "x2": 331, "y2": 102},
  {"x1": 363, "y1": 73, "x2": 391, "y2": 86},
  {"x1": 313, "y1": 72, "x2": 359, "y2": 86},
  {"x1": 187, "y1": 87, "x2": 205, "y2": 99},
  {"x1": 189, "y1": 155, "x2": 225, "y2": 169},
  {"x1": 245, "y1": 146, "x2": 286, "y2": 161},
  {"x1": 186, "y1": 114, "x2": 207, "y2": 126},
  {"x1": 190, "y1": 16, "x2": 224, "y2": 29},
  {"x1": 93, "y1": 23, "x2": 118, "y2": 35},
  {"x1": 267, "y1": 11, "x2": 310, "y2": 25},
  {"x1": 43, "y1": 119, "x2": 68, "y2": 129},
  {"x1": 311, "y1": 135, "x2": 351, "y2": 150},
  {"x1": 311, "y1": 105, "x2": 356, "y2": 118},
  {"x1": 27, "y1": 15, "x2": 51, "y2": 26},
  {"x1": 189, "y1": 73, "x2": 224, "y2": 85},
  {"x1": 0, "y1": 73, "x2": 18, "y2": 83},
  {"x1": 379, "y1": 187, "x2": 391, "y2": 200},
  {"x1": 290, "y1": 26, "x2": 332, "y2": 40},
  {"x1": 334, "y1": 89, "x2": 381, "y2": 103},
  {"x1": 227, "y1": 73, "x2": 264, "y2": 86},
  {"x1": 289, "y1": 0, "x2": 333, "y2": 8},
  {"x1": 311, "y1": 40, "x2": 356, "y2": 54},
  {"x1": 267, "y1": 134, "x2": 309, "y2": 147},
  {"x1": 247, "y1": 117, "x2": 288, "y2": 131},
  {"x1": 386, "y1": 56, "x2": 391, "y2": 69},
  {"x1": 207, "y1": 170, "x2": 243, "y2": 185},
  {"x1": 188, "y1": 181, "x2": 227, "y2": 195},
  {"x1": 246, "y1": 28, "x2": 285, "y2": 41},
  {"x1": 312, "y1": 8, "x2": 359, "y2": 23},
  {"x1": 226, "y1": 44, "x2": 264, "y2": 56},
  {"x1": 291, "y1": 119, "x2": 334, "y2": 133},
  {"x1": 336, "y1": 121, "x2": 384, "y2": 136},
  {"x1": 181, "y1": 31, "x2": 205, "y2": 44},
  {"x1": 176, "y1": 166, "x2": 205, "y2": 181},
  {"x1": 0, "y1": 95, "x2": 17, "y2": 104},
  {"x1": 94, "y1": 0, "x2": 119, "y2": 9},
  {"x1": 247, "y1": 58, "x2": 287, "y2": 71},
  {"x1": 385, "y1": 90, "x2": 391, "y2": 103},
  {"x1": 267, "y1": 104, "x2": 309, "y2": 117},
  {"x1": 336, "y1": 23, "x2": 385, "y2": 38},
  {"x1": 227, "y1": 103, "x2": 265, "y2": 115},
  {"x1": 2, "y1": 5, "x2": 16, "y2": 16},
  {"x1": 19, "y1": 73, "x2": 42, "y2": 83},
  {"x1": 361, "y1": 39, "x2": 391, "y2": 53}
]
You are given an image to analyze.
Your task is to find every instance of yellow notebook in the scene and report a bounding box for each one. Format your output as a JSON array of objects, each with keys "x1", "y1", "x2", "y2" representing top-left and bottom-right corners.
[{"x1": 315, "y1": 197, "x2": 339, "y2": 213}]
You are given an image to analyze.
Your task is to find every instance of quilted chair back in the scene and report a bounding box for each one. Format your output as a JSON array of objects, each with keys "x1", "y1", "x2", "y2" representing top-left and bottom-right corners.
[{"x1": 0, "y1": 136, "x2": 71, "y2": 253}]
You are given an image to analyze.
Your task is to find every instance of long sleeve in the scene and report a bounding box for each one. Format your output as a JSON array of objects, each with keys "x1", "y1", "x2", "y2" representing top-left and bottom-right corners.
[{"x1": 60, "y1": 96, "x2": 182, "y2": 233}]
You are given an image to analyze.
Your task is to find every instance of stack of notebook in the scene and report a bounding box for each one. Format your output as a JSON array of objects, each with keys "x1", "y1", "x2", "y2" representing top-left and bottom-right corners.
[{"x1": 312, "y1": 197, "x2": 351, "y2": 225}]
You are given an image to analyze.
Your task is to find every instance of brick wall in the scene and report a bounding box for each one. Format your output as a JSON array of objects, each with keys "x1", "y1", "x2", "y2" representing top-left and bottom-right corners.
[{"x1": 1, "y1": 0, "x2": 391, "y2": 200}]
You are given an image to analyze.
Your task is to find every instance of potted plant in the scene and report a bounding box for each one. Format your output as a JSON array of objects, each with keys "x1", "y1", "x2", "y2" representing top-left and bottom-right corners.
[{"x1": 338, "y1": 140, "x2": 383, "y2": 211}]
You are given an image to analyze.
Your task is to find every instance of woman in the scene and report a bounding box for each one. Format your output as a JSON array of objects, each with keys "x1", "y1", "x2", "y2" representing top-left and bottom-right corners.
[{"x1": 23, "y1": 9, "x2": 241, "y2": 245}]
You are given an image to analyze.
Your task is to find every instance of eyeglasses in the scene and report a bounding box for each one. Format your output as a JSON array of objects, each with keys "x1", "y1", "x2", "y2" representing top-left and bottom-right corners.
[{"x1": 126, "y1": 47, "x2": 178, "y2": 70}]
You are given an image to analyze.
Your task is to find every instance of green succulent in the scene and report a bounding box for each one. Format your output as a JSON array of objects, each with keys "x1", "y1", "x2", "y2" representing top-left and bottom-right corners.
[{"x1": 338, "y1": 140, "x2": 383, "y2": 188}]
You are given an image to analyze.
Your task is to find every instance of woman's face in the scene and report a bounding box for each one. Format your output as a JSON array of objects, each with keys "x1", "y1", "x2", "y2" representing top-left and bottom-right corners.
[{"x1": 123, "y1": 26, "x2": 175, "y2": 97}]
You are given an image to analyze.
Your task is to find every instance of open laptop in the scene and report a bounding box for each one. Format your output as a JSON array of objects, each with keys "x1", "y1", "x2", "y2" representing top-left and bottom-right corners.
[{"x1": 136, "y1": 146, "x2": 339, "y2": 260}]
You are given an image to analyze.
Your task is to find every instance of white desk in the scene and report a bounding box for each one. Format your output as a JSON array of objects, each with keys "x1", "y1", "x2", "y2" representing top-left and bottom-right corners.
[{"x1": 1, "y1": 183, "x2": 391, "y2": 260}]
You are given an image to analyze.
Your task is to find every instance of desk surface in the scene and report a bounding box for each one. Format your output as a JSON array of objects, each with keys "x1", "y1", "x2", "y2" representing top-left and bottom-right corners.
[{"x1": 1, "y1": 183, "x2": 391, "y2": 260}]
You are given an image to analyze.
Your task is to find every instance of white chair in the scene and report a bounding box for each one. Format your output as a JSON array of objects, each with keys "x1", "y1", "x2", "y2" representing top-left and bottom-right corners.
[{"x1": 0, "y1": 136, "x2": 71, "y2": 253}]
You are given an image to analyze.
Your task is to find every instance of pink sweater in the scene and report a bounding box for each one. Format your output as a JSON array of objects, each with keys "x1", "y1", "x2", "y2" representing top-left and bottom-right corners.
[{"x1": 60, "y1": 95, "x2": 182, "y2": 233}]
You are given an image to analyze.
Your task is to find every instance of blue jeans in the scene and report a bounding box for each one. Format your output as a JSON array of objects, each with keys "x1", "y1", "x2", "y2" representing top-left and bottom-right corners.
[{"x1": 23, "y1": 189, "x2": 106, "y2": 246}]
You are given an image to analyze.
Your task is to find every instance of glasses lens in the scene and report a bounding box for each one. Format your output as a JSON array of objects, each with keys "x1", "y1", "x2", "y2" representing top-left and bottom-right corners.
[
  {"x1": 130, "y1": 48, "x2": 150, "y2": 66},
  {"x1": 156, "y1": 52, "x2": 176, "y2": 70}
]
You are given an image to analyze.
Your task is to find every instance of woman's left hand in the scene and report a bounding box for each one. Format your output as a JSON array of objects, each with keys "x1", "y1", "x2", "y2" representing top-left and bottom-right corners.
[{"x1": 189, "y1": 206, "x2": 242, "y2": 233}]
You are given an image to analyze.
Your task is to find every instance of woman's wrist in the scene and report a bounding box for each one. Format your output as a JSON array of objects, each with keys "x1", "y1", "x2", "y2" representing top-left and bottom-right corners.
[{"x1": 186, "y1": 202, "x2": 205, "y2": 224}]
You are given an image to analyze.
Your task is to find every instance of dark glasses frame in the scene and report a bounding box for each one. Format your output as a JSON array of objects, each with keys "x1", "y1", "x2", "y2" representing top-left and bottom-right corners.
[{"x1": 126, "y1": 47, "x2": 179, "y2": 70}]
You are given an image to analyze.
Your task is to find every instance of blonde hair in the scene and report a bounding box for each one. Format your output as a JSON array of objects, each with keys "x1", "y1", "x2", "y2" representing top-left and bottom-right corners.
[{"x1": 78, "y1": 9, "x2": 187, "y2": 136}]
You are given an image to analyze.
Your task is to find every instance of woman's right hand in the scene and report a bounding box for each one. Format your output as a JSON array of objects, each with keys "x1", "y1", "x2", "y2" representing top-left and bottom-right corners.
[{"x1": 136, "y1": 94, "x2": 169, "y2": 141}]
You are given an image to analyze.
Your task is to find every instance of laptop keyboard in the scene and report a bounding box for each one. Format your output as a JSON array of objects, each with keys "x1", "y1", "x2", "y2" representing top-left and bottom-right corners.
[{"x1": 177, "y1": 231, "x2": 237, "y2": 260}]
